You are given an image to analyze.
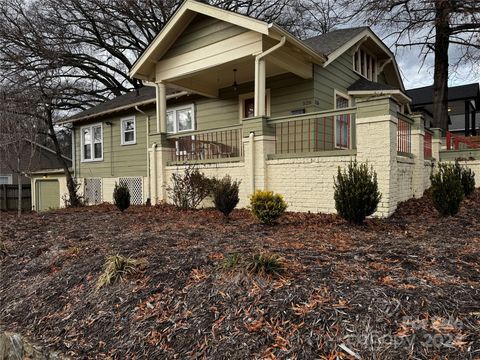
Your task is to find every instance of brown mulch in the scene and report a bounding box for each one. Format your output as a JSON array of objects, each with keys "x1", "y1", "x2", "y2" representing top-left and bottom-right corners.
[{"x1": 0, "y1": 192, "x2": 479, "y2": 359}]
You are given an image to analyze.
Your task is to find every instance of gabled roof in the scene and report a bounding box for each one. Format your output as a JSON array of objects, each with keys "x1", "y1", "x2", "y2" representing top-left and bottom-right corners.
[
  {"x1": 303, "y1": 27, "x2": 369, "y2": 56},
  {"x1": 407, "y1": 83, "x2": 480, "y2": 106},
  {"x1": 129, "y1": 0, "x2": 325, "y2": 81}
]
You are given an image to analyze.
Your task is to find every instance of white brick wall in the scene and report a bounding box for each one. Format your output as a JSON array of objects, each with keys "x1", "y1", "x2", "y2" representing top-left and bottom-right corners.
[{"x1": 266, "y1": 155, "x2": 354, "y2": 213}]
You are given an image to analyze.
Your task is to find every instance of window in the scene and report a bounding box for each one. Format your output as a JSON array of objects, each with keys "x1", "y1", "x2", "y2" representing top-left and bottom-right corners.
[
  {"x1": 353, "y1": 48, "x2": 377, "y2": 81},
  {"x1": 0, "y1": 175, "x2": 12, "y2": 185},
  {"x1": 121, "y1": 116, "x2": 136, "y2": 145},
  {"x1": 334, "y1": 91, "x2": 350, "y2": 148},
  {"x1": 239, "y1": 90, "x2": 271, "y2": 119},
  {"x1": 81, "y1": 123, "x2": 103, "y2": 162},
  {"x1": 166, "y1": 104, "x2": 195, "y2": 133}
]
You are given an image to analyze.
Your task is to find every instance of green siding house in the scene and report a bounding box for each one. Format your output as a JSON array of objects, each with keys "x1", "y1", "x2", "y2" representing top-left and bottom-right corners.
[{"x1": 49, "y1": 0, "x2": 438, "y2": 216}]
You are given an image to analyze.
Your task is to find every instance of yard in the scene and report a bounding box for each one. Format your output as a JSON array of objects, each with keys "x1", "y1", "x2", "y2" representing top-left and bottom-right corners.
[{"x1": 0, "y1": 193, "x2": 479, "y2": 359}]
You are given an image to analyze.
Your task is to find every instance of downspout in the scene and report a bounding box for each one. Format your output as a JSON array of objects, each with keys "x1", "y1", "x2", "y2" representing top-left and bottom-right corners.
[
  {"x1": 249, "y1": 132, "x2": 255, "y2": 193},
  {"x1": 151, "y1": 143, "x2": 158, "y2": 203},
  {"x1": 135, "y1": 105, "x2": 151, "y2": 201},
  {"x1": 254, "y1": 36, "x2": 286, "y2": 117}
]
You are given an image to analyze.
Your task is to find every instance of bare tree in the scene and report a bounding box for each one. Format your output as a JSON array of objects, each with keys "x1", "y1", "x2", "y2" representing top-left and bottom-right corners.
[
  {"x1": 339, "y1": 0, "x2": 480, "y2": 130},
  {"x1": 0, "y1": 89, "x2": 40, "y2": 215}
]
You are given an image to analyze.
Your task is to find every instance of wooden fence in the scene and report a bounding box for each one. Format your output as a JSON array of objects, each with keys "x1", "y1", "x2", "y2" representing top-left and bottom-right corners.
[{"x1": 0, "y1": 184, "x2": 31, "y2": 211}]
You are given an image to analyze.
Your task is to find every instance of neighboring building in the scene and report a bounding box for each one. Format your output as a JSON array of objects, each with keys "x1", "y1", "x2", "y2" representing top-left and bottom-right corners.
[
  {"x1": 0, "y1": 139, "x2": 70, "y2": 185},
  {"x1": 42, "y1": 0, "x2": 458, "y2": 216},
  {"x1": 407, "y1": 83, "x2": 480, "y2": 135}
]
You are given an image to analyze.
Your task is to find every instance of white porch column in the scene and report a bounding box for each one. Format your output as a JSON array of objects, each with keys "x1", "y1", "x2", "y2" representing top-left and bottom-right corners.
[
  {"x1": 156, "y1": 82, "x2": 167, "y2": 133},
  {"x1": 254, "y1": 58, "x2": 266, "y2": 117}
]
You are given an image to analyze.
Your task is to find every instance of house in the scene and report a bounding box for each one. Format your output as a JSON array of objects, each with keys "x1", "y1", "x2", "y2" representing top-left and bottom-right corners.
[
  {"x1": 39, "y1": 0, "x2": 453, "y2": 217},
  {"x1": 407, "y1": 83, "x2": 480, "y2": 136},
  {"x1": 0, "y1": 138, "x2": 70, "y2": 185}
]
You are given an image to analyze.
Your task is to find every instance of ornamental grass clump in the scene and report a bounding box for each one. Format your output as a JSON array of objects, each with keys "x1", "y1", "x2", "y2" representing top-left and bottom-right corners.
[
  {"x1": 113, "y1": 183, "x2": 130, "y2": 212},
  {"x1": 245, "y1": 253, "x2": 284, "y2": 276},
  {"x1": 249, "y1": 190, "x2": 287, "y2": 225},
  {"x1": 211, "y1": 175, "x2": 241, "y2": 219},
  {"x1": 334, "y1": 160, "x2": 381, "y2": 224},
  {"x1": 430, "y1": 163, "x2": 464, "y2": 216},
  {"x1": 96, "y1": 255, "x2": 140, "y2": 290}
]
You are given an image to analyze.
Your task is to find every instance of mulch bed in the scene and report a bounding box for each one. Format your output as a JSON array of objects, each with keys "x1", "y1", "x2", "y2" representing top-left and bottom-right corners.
[{"x1": 0, "y1": 191, "x2": 479, "y2": 359}]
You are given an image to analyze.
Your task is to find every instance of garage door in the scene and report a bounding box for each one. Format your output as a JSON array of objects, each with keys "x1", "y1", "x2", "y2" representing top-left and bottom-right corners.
[{"x1": 36, "y1": 180, "x2": 60, "y2": 212}]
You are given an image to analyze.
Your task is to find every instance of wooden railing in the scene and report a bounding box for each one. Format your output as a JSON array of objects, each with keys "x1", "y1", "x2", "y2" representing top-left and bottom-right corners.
[
  {"x1": 268, "y1": 108, "x2": 356, "y2": 155},
  {"x1": 166, "y1": 125, "x2": 243, "y2": 162},
  {"x1": 397, "y1": 114, "x2": 412, "y2": 154},
  {"x1": 424, "y1": 130, "x2": 433, "y2": 158}
]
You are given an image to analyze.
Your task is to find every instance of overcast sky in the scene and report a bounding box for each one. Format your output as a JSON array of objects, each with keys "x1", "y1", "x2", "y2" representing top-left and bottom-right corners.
[{"x1": 390, "y1": 45, "x2": 480, "y2": 90}]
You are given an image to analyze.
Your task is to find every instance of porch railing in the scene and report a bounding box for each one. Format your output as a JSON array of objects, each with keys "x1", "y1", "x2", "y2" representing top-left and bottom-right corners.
[
  {"x1": 166, "y1": 125, "x2": 243, "y2": 162},
  {"x1": 424, "y1": 130, "x2": 433, "y2": 158},
  {"x1": 445, "y1": 131, "x2": 480, "y2": 150},
  {"x1": 268, "y1": 108, "x2": 356, "y2": 155},
  {"x1": 397, "y1": 114, "x2": 412, "y2": 154}
]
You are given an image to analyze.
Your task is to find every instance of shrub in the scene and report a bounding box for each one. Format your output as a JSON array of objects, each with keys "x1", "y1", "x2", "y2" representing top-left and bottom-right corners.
[
  {"x1": 113, "y1": 183, "x2": 130, "y2": 212},
  {"x1": 430, "y1": 163, "x2": 464, "y2": 216},
  {"x1": 245, "y1": 253, "x2": 283, "y2": 276},
  {"x1": 167, "y1": 166, "x2": 212, "y2": 210},
  {"x1": 249, "y1": 190, "x2": 287, "y2": 225},
  {"x1": 96, "y1": 255, "x2": 139, "y2": 289},
  {"x1": 454, "y1": 162, "x2": 475, "y2": 197},
  {"x1": 211, "y1": 175, "x2": 241, "y2": 218},
  {"x1": 334, "y1": 160, "x2": 381, "y2": 224}
]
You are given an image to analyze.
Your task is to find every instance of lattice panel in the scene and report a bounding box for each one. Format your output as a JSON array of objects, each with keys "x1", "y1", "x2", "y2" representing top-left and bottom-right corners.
[
  {"x1": 119, "y1": 177, "x2": 143, "y2": 205},
  {"x1": 84, "y1": 178, "x2": 102, "y2": 205}
]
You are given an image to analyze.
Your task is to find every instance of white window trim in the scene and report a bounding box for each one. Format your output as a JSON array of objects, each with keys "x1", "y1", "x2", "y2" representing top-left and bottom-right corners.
[
  {"x1": 352, "y1": 47, "x2": 378, "y2": 82},
  {"x1": 80, "y1": 123, "x2": 103, "y2": 162},
  {"x1": 238, "y1": 89, "x2": 271, "y2": 119},
  {"x1": 166, "y1": 104, "x2": 195, "y2": 134},
  {"x1": 334, "y1": 90, "x2": 352, "y2": 149},
  {"x1": 0, "y1": 174, "x2": 13, "y2": 185},
  {"x1": 120, "y1": 116, "x2": 136, "y2": 145}
]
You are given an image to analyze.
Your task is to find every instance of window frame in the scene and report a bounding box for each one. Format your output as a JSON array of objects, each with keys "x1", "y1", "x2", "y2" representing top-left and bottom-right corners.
[
  {"x1": 0, "y1": 174, "x2": 12, "y2": 185},
  {"x1": 166, "y1": 104, "x2": 195, "y2": 134},
  {"x1": 238, "y1": 90, "x2": 271, "y2": 119},
  {"x1": 120, "y1": 116, "x2": 136, "y2": 145},
  {"x1": 80, "y1": 123, "x2": 103, "y2": 162},
  {"x1": 333, "y1": 90, "x2": 351, "y2": 149},
  {"x1": 352, "y1": 47, "x2": 378, "y2": 82}
]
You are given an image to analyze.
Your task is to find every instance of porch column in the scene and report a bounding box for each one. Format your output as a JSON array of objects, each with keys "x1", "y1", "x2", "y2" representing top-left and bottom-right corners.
[
  {"x1": 430, "y1": 128, "x2": 443, "y2": 161},
  {"x1": 355, "y1": 96, "x2": 399, "y2": 217},
  {"x1": 156, "y1": 82, "x2": 167, "y2": 133},
  {"x1": 411, "y1": 114, "x2": 427, "y2": 197},
  {"x1": 254, "y1": 58, "x2": 266, "y2": 117}
]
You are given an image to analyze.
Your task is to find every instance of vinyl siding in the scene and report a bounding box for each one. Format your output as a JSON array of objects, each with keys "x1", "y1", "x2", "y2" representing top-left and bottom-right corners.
[
  {"x1": 74, "y1": 109, "x2": 154, "y2": 178},
  {"x1": 163, "y1": 15, "x2": 247, "y2": 59}
]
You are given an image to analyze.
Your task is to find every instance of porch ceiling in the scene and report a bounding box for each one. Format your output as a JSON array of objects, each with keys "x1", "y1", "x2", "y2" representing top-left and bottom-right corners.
[{"x1": 164, "y1": 55, "x2": 298, "y2": 98}]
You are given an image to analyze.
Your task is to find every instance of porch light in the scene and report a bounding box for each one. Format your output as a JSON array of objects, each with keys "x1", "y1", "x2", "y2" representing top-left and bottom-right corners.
[{"x1": 232, "y1": 69, "x2": 238, "y2": 92}]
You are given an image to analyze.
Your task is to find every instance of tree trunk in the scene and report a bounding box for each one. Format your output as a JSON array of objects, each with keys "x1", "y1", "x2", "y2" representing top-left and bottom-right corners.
[
  {"x1": 432, "y1": 0, "x2": 451, "y2": 131},
  {"x1": 45, "y1": 107, "x2": 81, "y2": 207}
]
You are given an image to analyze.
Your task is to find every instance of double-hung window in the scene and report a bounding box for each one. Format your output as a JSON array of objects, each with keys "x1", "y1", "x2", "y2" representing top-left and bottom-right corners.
[
  {"x1": 166, "y1": 104, "x2": 195, "y2": 133},
  {"x1": 81, "y1": 123, "x2": 103, "y2": 162},
  {"x1": 0, "y1": 175, "x2": 12, "y2": 184},
  {"x1": 121, "y1": 116, "x2": 136, "y2": 145},
  {"x1": 335, "y1": 92, "x2": 350, "y2": 149}
]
